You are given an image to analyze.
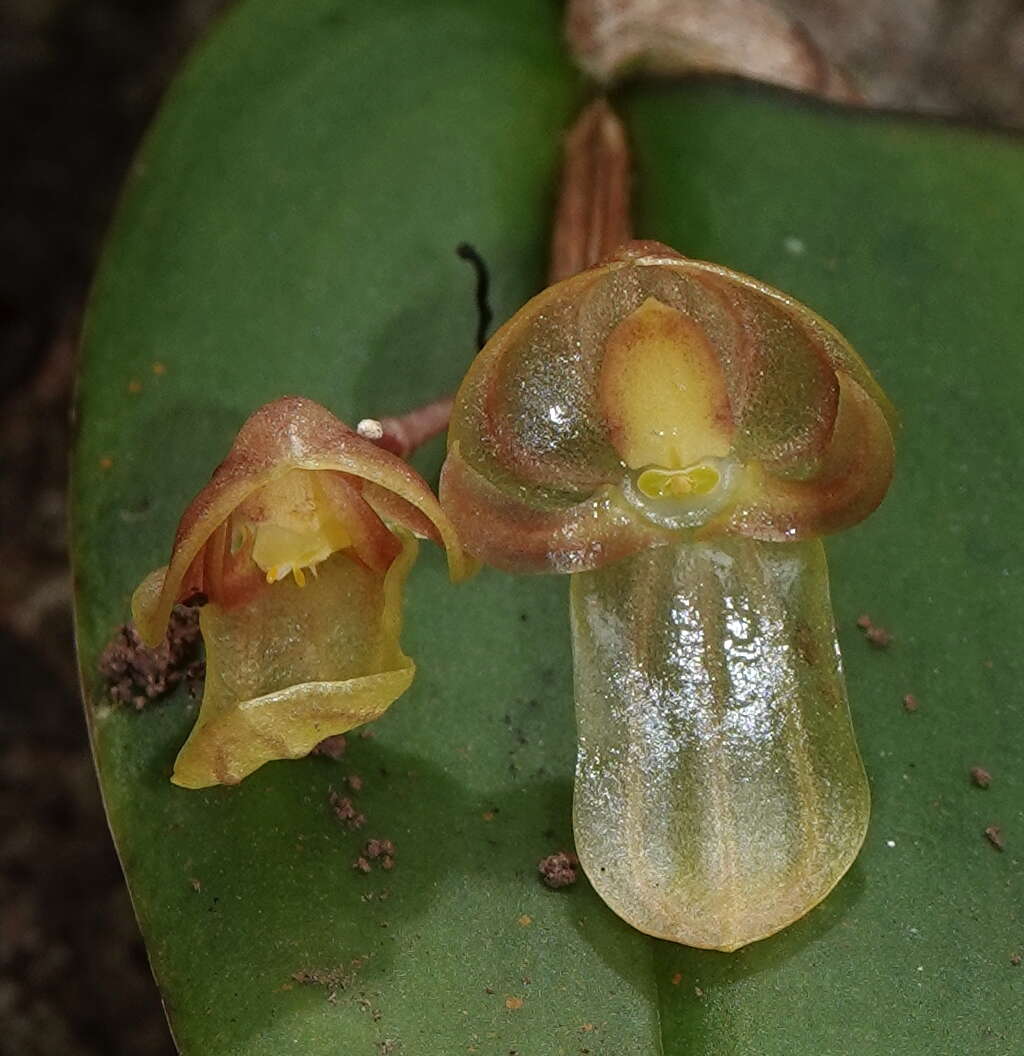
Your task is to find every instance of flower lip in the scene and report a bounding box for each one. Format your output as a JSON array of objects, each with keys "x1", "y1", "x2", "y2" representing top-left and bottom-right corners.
[{"x1": 134, "y1": 396, "x2": 469, "y2": 647}]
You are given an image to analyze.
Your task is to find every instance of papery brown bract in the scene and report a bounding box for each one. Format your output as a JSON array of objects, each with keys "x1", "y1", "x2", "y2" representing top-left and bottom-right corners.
[
  {"x1": 133, "y1": 396, "x2": 468, "y2": 789},
  {"x1": 440, "y1": 243, "x2": 895, "y2": 951}
]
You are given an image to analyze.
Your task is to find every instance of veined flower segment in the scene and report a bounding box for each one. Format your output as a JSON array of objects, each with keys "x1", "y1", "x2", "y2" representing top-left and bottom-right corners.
[{"x1": 133, "y1": 396, "x2": 468, "y2": 789}]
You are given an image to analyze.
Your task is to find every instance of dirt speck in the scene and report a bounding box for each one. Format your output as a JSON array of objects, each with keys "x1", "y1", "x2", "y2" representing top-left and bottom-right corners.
[
  {"x1": 866, "y1": 625, "x2": 892, "y2": 648},
  {"x1": 312, "y1": 734, "x2": 347, "y2": 758},
  {"x1": 347, "y1": 774, "x2": 364, "y2": 792},
  {"x1": 855, "y1": 614, "x2": 892, "y2": 647},
  {"x1": 671, "y1": 972, "x2": 682, "y2": 986},
  {"x1": 970, "y1": 767, "x2": 992, "y2": 789},
  {"x1": 359, "y1": 839, "x2": 395, "y2": 872},
  {"x1": 329, "y1": 792, "x2": 366, "y2": 831},
  {"x1": 354, "y1": 857, "x2": 372, "y2": 874},
  {"x1": 517, "y1": 914, "x2": 532, "y2": 927},
  {"x1": 505, "y1": 996, "x2": 524, "y2": 1011},
  {"x1": 97, "y1": 607, "x2": 203, "y2": 710},
  {"x1": 984, "y1": 825, "x2": 1005, "y2": 851},
  {"x1": 189, "y1": 878, "x2": 201, "y2": 893},
  {"x1": 1011, "y1": 954, "x2": 1022, "y2": 967},
  {"x1": 291, "y1": 958, "x2": 365, "y2": 1003},
  {"x1": 902, "y1": 693, "x2": 919, "y2": 713},
  {"x1": 539, "y1": 850, "x2": 579, "y2": 889}
]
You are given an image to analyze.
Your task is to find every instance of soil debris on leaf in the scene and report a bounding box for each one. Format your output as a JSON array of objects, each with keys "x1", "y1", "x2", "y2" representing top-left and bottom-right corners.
[
  {"x1": 855, "y1": 613, "x2": 892, "y2": 648},
  {"x1": 329, "y1": 791, "x2": 366, "y2": 831},
  {"x1": 866, "y1": 625, "x2": 892, "y2": 648},
  {"x1": 291, "y1": 957, "x2": 366, "y2": 1002},
  {"x1": 346, "y1": 773, "x2": 364, "y2": 792},
  {"x1": 97, "y1": 606, "x2": 203, "y2": 709},
  {"x1": 312, "y1": 734, "x2": 347, "y2": 758},
  {"x1": 984, "y1": 825, "x2": 1005, "y2": 851},
  {"x1": 1011, "y1": 954, "x2": 1022, "y2": 966},
  {"x1": 902, "y1": 693, "x2": 919, "y2": 712},
  {"x1": 359, "y1": 838, "x2": 395, "y2": 871},
  {"x1": 538, "y1": 850, "x2": 579, "y2": 889},
  {"x1": 505, "y1": 996, "x2": 524, "y2": 1011},
  {"x1": 970, "y1": 767, "x2": 992, "y2": 789}
]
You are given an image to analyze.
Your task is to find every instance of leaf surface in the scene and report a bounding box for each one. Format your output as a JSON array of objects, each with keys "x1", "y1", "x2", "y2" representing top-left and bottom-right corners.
[{"x1": 73, "y1": 3, "x2": 1024, "y2": 1050}]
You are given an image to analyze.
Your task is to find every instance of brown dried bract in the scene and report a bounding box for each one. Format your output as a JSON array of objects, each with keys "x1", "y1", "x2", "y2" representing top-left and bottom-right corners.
[
  {"x1": 98, "y1": 606, "x2": 203, "y2": 710},
  {"x1": 970, "y1": 767, "x2": 992, "y2": 789},
  {"x1": 565, "y1": 0, "x2": 859, "y2": 101},
  {"x1": 984, "y1": 825, "x2": 1005, "y2": 851},
  {"x1": 549, "y1": 99, "x2": 631, "y2": 284},
  {"x1": 538, "y1": 850, "x2": 580, "y2": 889}
]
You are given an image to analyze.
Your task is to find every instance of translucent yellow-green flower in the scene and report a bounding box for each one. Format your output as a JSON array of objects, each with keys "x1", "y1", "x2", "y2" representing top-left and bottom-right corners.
[
  {"x1": 441, "y1": 242, "x2": 895, "y2": 951},
  {"x1": 133, "y1": 396, "x2": 468, "y2": 789}
]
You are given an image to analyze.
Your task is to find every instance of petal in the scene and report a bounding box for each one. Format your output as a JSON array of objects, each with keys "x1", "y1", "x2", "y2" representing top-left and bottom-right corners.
[
  {"x1": 170, "y1": 532, "x2": 418, "y2": 788},
  {"x1": 439, "y1": 441, "x2": 674, "y2": 574},
  {"x1": 696, "y1": 268, "x2": 840, "y2": 474},
  {"x1": 450, "y1": 266, "x2": 623, "y2": 494},
  {"x1": 133, "y1": 396, "x2": 467, "y2": 645},
  {"x1": 715, "y1": 372, "x2": 896, "y2": 541}
]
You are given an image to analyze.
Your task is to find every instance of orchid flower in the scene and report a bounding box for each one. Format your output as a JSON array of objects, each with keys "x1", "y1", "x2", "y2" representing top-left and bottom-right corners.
[
  {"x1": 133, "y1": 396, "x2": 468, "y2": 789},
  {"x1": 441, "y1": 242, "x2": 895, "y2": 951}
]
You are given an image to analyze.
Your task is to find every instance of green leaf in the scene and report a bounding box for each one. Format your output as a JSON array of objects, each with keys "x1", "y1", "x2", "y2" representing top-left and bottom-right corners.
[{"x1": 73, "y1": 3, "x2": 1024, "y2": 1052}]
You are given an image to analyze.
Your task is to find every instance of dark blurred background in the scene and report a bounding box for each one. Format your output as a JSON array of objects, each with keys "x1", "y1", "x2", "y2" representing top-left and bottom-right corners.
[{"x1": 1, "y1": 1, "x2": 1022, "y2": 1052}]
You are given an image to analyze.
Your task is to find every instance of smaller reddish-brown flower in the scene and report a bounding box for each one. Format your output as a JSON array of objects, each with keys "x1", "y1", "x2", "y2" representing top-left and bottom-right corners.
[{"x1": 132, "y1": 396, "x2": 468, "y2": 789}]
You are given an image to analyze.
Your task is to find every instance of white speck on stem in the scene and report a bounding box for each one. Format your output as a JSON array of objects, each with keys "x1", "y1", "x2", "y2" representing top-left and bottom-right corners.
[
  {"x1": 886, "y1": 839, "x2": 897, "y2": 848},
  {"x1": 357, "y1": 418, "x2": 385, "y2": 440}
]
